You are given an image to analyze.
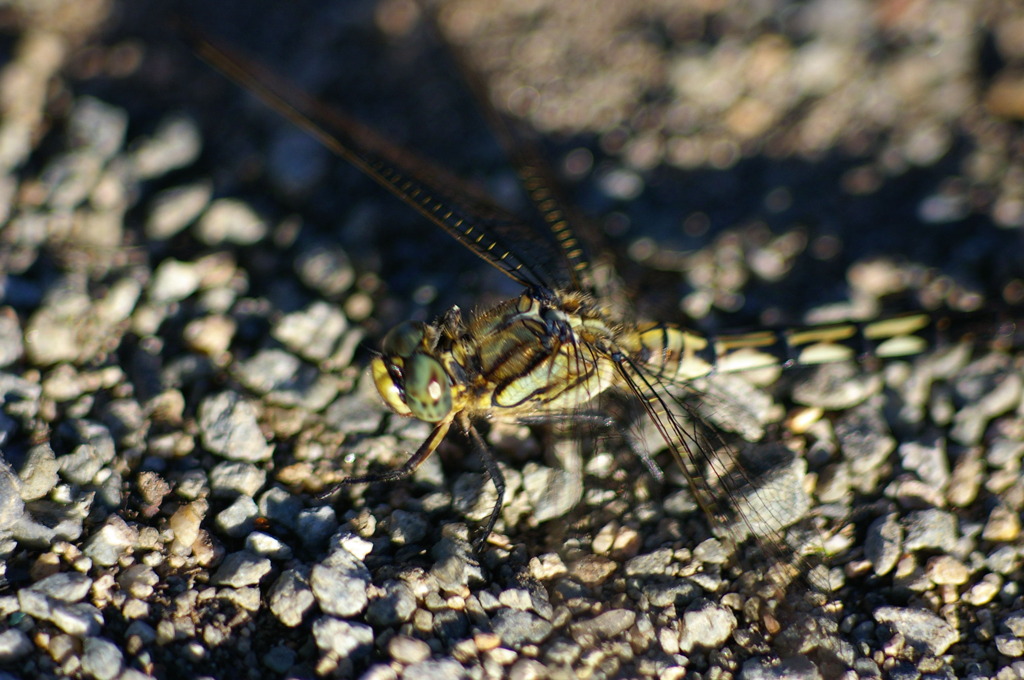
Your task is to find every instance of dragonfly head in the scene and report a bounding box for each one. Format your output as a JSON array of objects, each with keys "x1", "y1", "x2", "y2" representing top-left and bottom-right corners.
[{"x1": 371, "y1": 321, "x2": 453, "y2": 423}]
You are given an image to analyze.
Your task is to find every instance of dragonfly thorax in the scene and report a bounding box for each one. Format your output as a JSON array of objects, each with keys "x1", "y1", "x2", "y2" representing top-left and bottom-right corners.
[
  {"x1": 371, "y1": 291, "x2": 624, "y2": 427},
  {"x1": 371, "y1": 320, "x2": 454, "y2": 423}
]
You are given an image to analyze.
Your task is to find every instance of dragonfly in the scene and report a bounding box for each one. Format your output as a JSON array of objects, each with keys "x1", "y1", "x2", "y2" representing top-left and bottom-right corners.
[
  {"x1": 182, "y1": 25, "x2": 1021, "y2": 544},
  {"x1": 183, "y1": 16, "x2": 1021, "y2": 626},
  {"x1": 175, "y1": 18, "x2": 1024, "y2": 676}
]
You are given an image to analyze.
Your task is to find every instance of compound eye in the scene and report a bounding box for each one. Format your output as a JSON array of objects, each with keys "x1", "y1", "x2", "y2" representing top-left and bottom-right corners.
[
  {"x1": 381, "y1": 321, "x2": 426, "y2": 358},
  {"x1": 403, "y1": 354, "x2": 452, "y2": 423},
  {"x1": 371, "y1": 356, "x2": 412, "y2": 417}
]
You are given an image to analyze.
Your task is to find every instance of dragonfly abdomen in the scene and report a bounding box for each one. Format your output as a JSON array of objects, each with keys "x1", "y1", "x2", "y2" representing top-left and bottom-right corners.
[{"x1": 634, "y1": 311, "x2": 1015, "y2": 381}]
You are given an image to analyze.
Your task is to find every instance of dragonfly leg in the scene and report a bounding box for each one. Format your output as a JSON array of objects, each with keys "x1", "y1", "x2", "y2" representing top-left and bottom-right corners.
[
  {"x1": 319, "y1": 416, "x2": 453, "y2": 500},
  {"x1": 516, "y1": 410, "x2": 665, "y2": 482},
  {"x1": 515, "y1": 411, "x2": 613, "y2": 427},
  {"x1": 620, "y1": 426, "x2": 665, "y2": 482},
  {"x1": 463, "y1": 418, "x2": 506, "y2": 549}
]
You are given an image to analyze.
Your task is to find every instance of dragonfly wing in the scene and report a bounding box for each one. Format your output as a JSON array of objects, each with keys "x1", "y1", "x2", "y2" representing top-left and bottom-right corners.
[
  {"x1": 184, "y1": 27, "x2": 575, "y2": 292},
  {"x1": 419, "y1": 5, "x2": 616, "y2": 295}
]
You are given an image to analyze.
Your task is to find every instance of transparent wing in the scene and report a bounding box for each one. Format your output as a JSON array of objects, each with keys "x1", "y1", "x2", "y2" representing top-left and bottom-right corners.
[
  {"x1": 183, "y1": 27, "x2": 579, "y2": 293},
  {"x1": 607, "y1": 354, "x2": 846, "y2": 662},
  {"x1": 422, "y1": 5, "x2": 599, "y2": 294}
]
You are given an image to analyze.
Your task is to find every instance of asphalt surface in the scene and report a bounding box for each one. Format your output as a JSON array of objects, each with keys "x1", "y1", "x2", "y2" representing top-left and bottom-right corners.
[{"x1": 1, "y1": 1, "x2": 1023, "y2": 678}]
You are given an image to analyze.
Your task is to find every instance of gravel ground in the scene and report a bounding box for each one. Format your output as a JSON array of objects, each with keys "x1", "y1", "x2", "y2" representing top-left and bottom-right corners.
[{"x1": 1, "y1": 0, "x2": 1023, "y2": 679}]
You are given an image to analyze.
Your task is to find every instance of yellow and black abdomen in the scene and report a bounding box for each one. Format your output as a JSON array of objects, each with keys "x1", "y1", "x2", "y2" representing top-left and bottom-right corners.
[{"x1": 634, "y1": 310, "x2": 1020, "y2": 381}]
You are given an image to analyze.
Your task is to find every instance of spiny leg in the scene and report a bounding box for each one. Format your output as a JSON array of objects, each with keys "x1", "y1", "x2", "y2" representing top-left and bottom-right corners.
[
  {"x1": 319, "y1": 416, "x2": 453, "y2": 500},
  {"x1": 461, "y1": 413, "x2": 506, "y2": 549}
]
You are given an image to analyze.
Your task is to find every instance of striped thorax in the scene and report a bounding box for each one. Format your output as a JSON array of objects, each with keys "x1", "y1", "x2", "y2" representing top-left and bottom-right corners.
[{"x1": 371, "y1": 291, "x2": 623, "y2": 426}]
